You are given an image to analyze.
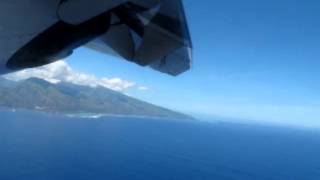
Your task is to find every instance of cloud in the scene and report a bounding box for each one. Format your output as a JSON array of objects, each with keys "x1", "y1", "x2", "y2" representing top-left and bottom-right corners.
[
  {"x1": 138, "y1": 86, "x2": 149, "y2": 91},
  {"x1": 3, "y1": 60, "x2": 143, "y2": 92}
]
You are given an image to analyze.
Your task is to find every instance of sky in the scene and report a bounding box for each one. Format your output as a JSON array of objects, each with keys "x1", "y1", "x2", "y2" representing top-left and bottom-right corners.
[{"x1": 6, "y1": 0, "x2": 320, "y2": 127}]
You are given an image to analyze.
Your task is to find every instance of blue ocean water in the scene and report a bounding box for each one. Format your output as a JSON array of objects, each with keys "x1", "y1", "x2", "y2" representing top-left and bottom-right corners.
[{"x1": 0, "y1": 110, "x2": 320, "y2": 180}]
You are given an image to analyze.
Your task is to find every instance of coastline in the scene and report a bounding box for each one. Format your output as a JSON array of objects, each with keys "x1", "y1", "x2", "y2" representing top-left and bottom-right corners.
[{"x1": 0, "y1": 107, "x2": 195, "y2": 121}]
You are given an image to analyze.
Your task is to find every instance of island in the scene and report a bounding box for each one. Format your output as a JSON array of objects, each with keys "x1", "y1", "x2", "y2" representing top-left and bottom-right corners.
[{"x1": 0, "y1": 77, "x2": 192, "y2": 120}]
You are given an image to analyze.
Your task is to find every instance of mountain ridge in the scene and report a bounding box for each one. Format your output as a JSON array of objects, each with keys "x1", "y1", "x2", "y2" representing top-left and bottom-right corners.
[{"x1": 0, "y1": 77, "x2": 193, "y2": 120}]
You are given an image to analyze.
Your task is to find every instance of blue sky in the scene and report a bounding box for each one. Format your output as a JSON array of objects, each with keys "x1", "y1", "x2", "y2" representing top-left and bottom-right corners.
[{"x1": 66, "y1": 0, "x2": 320, "y2": 126}]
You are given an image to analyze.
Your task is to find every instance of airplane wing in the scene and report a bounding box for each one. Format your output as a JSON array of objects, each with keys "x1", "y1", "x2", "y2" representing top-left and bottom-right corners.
[{"x1": 0, "y1": 0, "x2": 192, "y2": 76}]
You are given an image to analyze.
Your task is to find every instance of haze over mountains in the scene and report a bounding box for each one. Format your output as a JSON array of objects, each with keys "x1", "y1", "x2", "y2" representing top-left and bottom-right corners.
[{"x1": 0, "y1": 77, "x2": 192, "y2": 119}]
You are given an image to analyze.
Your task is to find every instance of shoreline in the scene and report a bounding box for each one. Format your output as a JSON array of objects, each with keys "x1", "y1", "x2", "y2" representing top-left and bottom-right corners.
[{"x1": 0, "y1": 107, "x2": 194, "y2": 121}]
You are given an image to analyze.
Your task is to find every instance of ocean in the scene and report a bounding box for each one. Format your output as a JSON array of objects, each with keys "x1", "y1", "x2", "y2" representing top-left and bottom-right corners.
[{"x1": 0, "y1": 109, "x2": 320, "y2": 180}]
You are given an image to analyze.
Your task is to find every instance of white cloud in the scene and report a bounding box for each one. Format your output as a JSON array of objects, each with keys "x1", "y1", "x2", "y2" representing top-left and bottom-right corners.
[
  {"x1": 138, "y1": 86, "x2": 149, "y2": 91},
  {"x1": 3, "y1": 60, "x2": 143, "y2": 92}
]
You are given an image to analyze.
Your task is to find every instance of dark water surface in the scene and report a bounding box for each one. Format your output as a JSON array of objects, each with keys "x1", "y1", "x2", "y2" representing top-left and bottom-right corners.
[{"x1": 0, "y1": 110, "x2": 320, "y2": 180}]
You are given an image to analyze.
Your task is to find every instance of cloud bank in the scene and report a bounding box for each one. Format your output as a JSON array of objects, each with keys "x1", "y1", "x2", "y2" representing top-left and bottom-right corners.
[{"x1": 4, "y1": 61, "x2": 146, "y2": 92}]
